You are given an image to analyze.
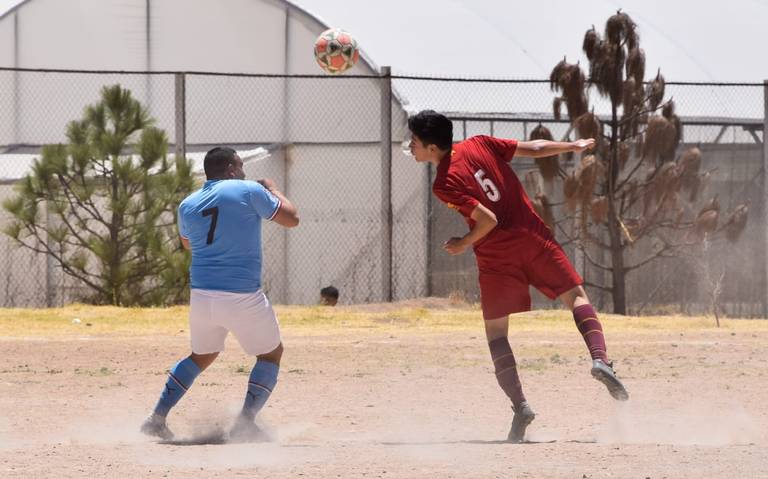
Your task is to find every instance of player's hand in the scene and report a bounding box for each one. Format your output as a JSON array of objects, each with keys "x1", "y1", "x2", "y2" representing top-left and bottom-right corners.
[
  {"x1": 257, "y1": 178, "x2": 278, "y2": 192},
  {"x1": 443, "y1": 237, "x2": 468, "y2": 255},
  {"x1": 573, "y1": 138, "x2": 596, "y2": 152}
]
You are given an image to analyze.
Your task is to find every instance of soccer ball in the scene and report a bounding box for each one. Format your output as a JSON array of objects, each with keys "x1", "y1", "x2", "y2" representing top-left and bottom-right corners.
[{"x1": 313, "y1": 28, "x2": 360, "y2": 74}]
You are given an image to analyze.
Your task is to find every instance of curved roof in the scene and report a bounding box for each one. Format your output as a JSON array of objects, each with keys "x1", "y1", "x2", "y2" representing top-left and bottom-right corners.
[
  {"x1": 2, "y1": 0, "x2": 766, "y2": 81},
  {"x1": 0, "y1": 0, "x2": 382, "y2": 74},
  {"x1": 0, "y1": 0, "x2": 763, "y2": 122}
]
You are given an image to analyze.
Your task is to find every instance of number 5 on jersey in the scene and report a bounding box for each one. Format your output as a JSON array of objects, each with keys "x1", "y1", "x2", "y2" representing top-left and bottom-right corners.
[{"x1": 474, "y1": 169, "x2": 500, "y2": 202}]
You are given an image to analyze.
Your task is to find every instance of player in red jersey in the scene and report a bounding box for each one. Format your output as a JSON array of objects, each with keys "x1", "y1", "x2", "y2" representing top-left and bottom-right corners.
[{"x1": 407, "y1": 110, "x2": 628, "y2": 443}]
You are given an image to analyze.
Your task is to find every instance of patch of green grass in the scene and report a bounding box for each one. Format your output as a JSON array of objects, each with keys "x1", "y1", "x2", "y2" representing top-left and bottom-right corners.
[{"x1": 0, "y1": 303, "x2": 766, "y2": 338}]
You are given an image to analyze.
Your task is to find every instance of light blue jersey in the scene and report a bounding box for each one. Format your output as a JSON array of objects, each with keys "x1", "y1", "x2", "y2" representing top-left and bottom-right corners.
[{"x1": 178, "y1": 179, "x2": 280, "y2": 293}]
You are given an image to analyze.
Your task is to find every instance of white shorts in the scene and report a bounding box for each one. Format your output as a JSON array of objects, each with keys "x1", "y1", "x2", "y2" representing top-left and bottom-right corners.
[{"x1": 189, "y1": 288, "x2": 281, "y2": 356}]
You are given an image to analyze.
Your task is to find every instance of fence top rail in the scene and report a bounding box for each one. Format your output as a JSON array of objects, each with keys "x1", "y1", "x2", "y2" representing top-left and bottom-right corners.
[
  {"x1": 445, "y1": 114, "x2": 763, "y2": 127},
  {"x1": 0, "y1": 67, "x2": 763, "y2": 86}
]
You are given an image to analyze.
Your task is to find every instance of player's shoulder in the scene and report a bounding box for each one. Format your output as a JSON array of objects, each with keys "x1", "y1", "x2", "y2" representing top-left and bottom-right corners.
[
  {"x1": 225, "y1": 179, "x2": 268, "y2": 192},
  {"x1": 452, "y1": 135, "x2": 494, "y2": 155},
  {"x1": 465, "y1": 135, "x2": 512, "y2": 150},
  {"x1": 179, "y1": 188, "x2": 203, "y2": 210},
  {"x1": 463, "y1": 134, "x2": 494, "y2": 144}
]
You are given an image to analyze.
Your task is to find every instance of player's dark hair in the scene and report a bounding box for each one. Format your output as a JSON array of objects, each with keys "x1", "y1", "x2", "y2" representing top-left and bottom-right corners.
[
  {"x1": 204, "y1": 147, "x2": 237, "y2": 179},
  {"x1": 320, "y1": 285, "x2": 339, "y2": 299},
  {"x1": 408, "y1": 110, "x2": 453, "y2": 150}
]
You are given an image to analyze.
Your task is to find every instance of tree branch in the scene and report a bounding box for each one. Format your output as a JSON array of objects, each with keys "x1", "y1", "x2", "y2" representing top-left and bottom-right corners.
[
  {"x1": 619, "y1": 98, "x2": 673, "y2": 127},
  {"x1": 13, "y1": 224, "x2": 108, "y2": 296}
]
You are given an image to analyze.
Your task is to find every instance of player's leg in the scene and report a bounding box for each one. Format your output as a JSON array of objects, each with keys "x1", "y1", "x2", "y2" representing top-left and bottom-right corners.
[
  {"x1": 141, "y1": 352, "x2": 220, "y2": 440},
  {"x1": 155, "y1": 352, "x2": 219, "y2": 417},
  {"x1": 485, "y1": 316, "x2": 535, "y2": 443},
  {"x1": 239, "y1": 343, "x2": 282, "y2": 423},
  {"x1": 559, "y1": 285, "x2": 607, "y2": 362},
  {"x1": 523, "y1": 233, "x2": 629, "y2": 401},
  {"x1": 478, "y1": 270, "x2": 536, "y2": 442},
  {"x1": 559, "y1": 286, "x2": 628, "y2": 401},
  {"x1": 226, "y1": 290, "x2": 283, "y2": 441},
  {"x1": 142, "y1": 290, "x2": 228, "y2": 439},
  {"x1": 485, "y1": 317, "x2": 526, "y2": 406}
]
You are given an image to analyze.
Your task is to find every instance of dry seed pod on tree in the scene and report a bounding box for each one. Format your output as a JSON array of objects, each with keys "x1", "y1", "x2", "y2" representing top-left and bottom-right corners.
[
  {"x1": 644, "y1": 115, "x2": 677, "y2": 163},
  {"x1": 523, "y1": 170, "x2": 539, "y2": 196},
  {"x1": 563, "y1": 172, "x2": 580, "y2": 211},
  {"x1": 532, "y1": 192, "x2": 556, "y2": 234},
  {"x1": 576, "y1": 154, "x2": 602, "y2": 201},
  {"x1": 695, "y1": 209, "x2": 719, "y2": 236},
  {"x1": 723, "y1": 204, "x2": 749, "y2": 242},
  {"x1": 626, "y1": 47, "x2": 645, "y2": 84},
  {"x1": 529, "y1": 124, "x2": 560, "y2": 180},
  {"x1": 575, "y1": 111, "x2": 601, "y2": 140},
  {"x1": 590, "y1": 196, "x2": 609, "y2": 224},
  {"x1": 647, "y1": 70, "x2": 666, "y2": 111}
]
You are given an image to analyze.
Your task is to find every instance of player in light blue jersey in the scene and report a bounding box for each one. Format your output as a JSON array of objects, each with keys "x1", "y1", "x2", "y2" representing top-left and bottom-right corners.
[{"x1": 141, "y1": 147, "x2": 299, "y2": 442}]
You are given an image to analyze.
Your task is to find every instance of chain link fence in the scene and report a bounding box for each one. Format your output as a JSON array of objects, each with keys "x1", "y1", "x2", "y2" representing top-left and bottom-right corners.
[{"x1": 0, "y1": 67, "x2": 765, "y2": 315}]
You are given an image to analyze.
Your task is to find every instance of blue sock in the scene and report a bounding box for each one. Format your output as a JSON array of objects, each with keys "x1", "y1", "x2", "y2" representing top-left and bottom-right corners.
[
  {"x1": 241, "y1": 360, "x2": 279, "y2": 420},
  {"x1": 153, "y1": 357, "x2": 201, "y2": 417}
]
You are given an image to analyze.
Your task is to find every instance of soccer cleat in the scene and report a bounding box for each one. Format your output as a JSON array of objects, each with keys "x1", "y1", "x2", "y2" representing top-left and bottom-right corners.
[
  {"x1": 228, "y1": 414, "x2": 271, "y2": 443},
  {"x1": 140, "y1": 413, "x2": 174, "y2": 440},
  {"x1": 507, "y1": 401, "x2": 536, "y2": 443},
  {"x1": 591, "y1": 359, "x2": 629, "y2": 401}
]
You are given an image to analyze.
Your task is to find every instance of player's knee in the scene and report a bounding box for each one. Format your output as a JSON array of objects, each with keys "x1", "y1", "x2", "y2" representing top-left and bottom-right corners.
[
  {"x1": 257, "y1": 342, "x2": 283, "y2": 364},
  {"x1": 189, "y1": 351, "x2": 219, "y2": 371},
  {"x1": 560, "y1": 285, "x2": 590, "y2": 309},
  {"x1": 484, "y1": 317, "x2": 509, "y2": 342}
]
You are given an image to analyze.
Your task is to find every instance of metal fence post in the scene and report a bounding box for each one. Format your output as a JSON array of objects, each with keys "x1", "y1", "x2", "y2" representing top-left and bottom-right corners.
[
  {"x1": 174, "y1": 73, "x2": 186, "y2": 161},
  {"x1": 145, "y1": 0, "x2": 153, "y2": 108},
  {"x1": 12, "y1": 12, "x2": 19, "y2": 145},
  {"x1": 763, "y1": 80, "x2": 768, "y2": 317},
  {"x1": 45, "y1": 204, "x2": 54, "y2": 307},
  {"x1": 380, "y1": 66, "x2": 393, "y2": 301},
  {"x1": 425, "y1": 162, "x2": 433, "y2": 297}
]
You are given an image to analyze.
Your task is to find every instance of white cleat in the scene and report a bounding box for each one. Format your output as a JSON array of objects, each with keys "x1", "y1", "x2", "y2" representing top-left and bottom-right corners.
[
  {"x1": 140, "y1": 413, "x2": 174, "y2": 440},
  {"x1": 228, "y1": 414, "x2": 272, "y2": 443}
]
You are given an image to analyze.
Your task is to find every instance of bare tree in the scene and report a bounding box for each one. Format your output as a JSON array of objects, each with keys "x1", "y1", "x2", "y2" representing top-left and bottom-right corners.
[{"x1": 531, "y1": 11, "x2": 748, "y2": 314}]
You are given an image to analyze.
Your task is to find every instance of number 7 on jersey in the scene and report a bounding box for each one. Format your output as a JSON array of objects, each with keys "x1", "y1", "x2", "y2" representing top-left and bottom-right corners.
[{"x1": 202, "y1": 206, "x2": 219, "y2": 245}]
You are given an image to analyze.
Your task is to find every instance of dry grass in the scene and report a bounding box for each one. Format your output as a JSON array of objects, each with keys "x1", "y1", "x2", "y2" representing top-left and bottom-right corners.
[{"x1": 0, "y1": 300, "x2": 767, "y2": 338}]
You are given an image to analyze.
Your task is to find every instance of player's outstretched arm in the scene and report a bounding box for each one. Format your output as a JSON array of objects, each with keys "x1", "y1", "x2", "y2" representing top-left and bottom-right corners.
[
  {"x1": 514, "y1": 138, "x2": 595, "y2": 158},
  {"x1": 258, "y1": 178, "x2": 299, "y2": 228}
]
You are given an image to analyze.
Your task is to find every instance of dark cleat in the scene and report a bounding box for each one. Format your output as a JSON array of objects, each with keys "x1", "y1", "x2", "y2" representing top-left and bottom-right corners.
[
  {"x1": 140, "y1": 414, "x2": 174, "y2": 440},
  {"x1": 591, "y1": 359, "x2": 629, "y2": 401},
  {"x1": 507, "y1": 401, "x2": 536, "y2": 443}
]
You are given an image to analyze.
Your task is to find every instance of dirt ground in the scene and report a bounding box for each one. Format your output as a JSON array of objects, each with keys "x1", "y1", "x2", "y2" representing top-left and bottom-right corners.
[{"x1": 1, "y1": 307, "x2": 767, "y2": 478}]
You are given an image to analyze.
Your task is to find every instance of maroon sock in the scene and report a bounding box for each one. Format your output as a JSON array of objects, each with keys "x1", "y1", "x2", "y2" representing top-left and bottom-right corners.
[
  {"x1": 488, "y1": 337, "x2": 526, "y2": 406},
  {"x1": 573, "y1": 304, "x2": 608, "y2": 362}
]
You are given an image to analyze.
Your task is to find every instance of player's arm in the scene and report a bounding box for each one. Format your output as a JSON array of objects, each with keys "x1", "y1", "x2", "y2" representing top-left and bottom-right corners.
[
  {"x1": 514, "y1": 138, "x2": 595, "y2": 158},
  {"x1": 177, "y1": 208, "x2": 192, "y2": 251},
  {"x1": 443, "y1": 203, "x2": 497, "y2": 255},
  {"x1": 258, "y1": 179, "x2": 299, "y2": 228}
]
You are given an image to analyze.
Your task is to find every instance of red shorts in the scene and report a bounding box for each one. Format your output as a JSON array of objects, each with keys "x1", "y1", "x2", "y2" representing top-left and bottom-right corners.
[{"x1": 474, "y1": 228, "x2": 582, "y2": 320}]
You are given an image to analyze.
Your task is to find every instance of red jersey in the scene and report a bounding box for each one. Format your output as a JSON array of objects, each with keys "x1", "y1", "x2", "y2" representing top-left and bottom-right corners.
[{"x1": 432, "y1": 135, "x2": 551, "y2": 250}]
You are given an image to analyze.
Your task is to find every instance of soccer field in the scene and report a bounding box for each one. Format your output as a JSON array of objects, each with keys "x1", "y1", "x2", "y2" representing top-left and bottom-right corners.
[{"x1": 1, "y1": 301, "x2": 767, "y2": 478}]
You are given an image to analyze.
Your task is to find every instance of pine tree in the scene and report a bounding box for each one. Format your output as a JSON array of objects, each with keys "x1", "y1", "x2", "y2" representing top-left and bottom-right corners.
[{"x1": 3, "y1": 85, "x2": 196, "y2": 306}]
